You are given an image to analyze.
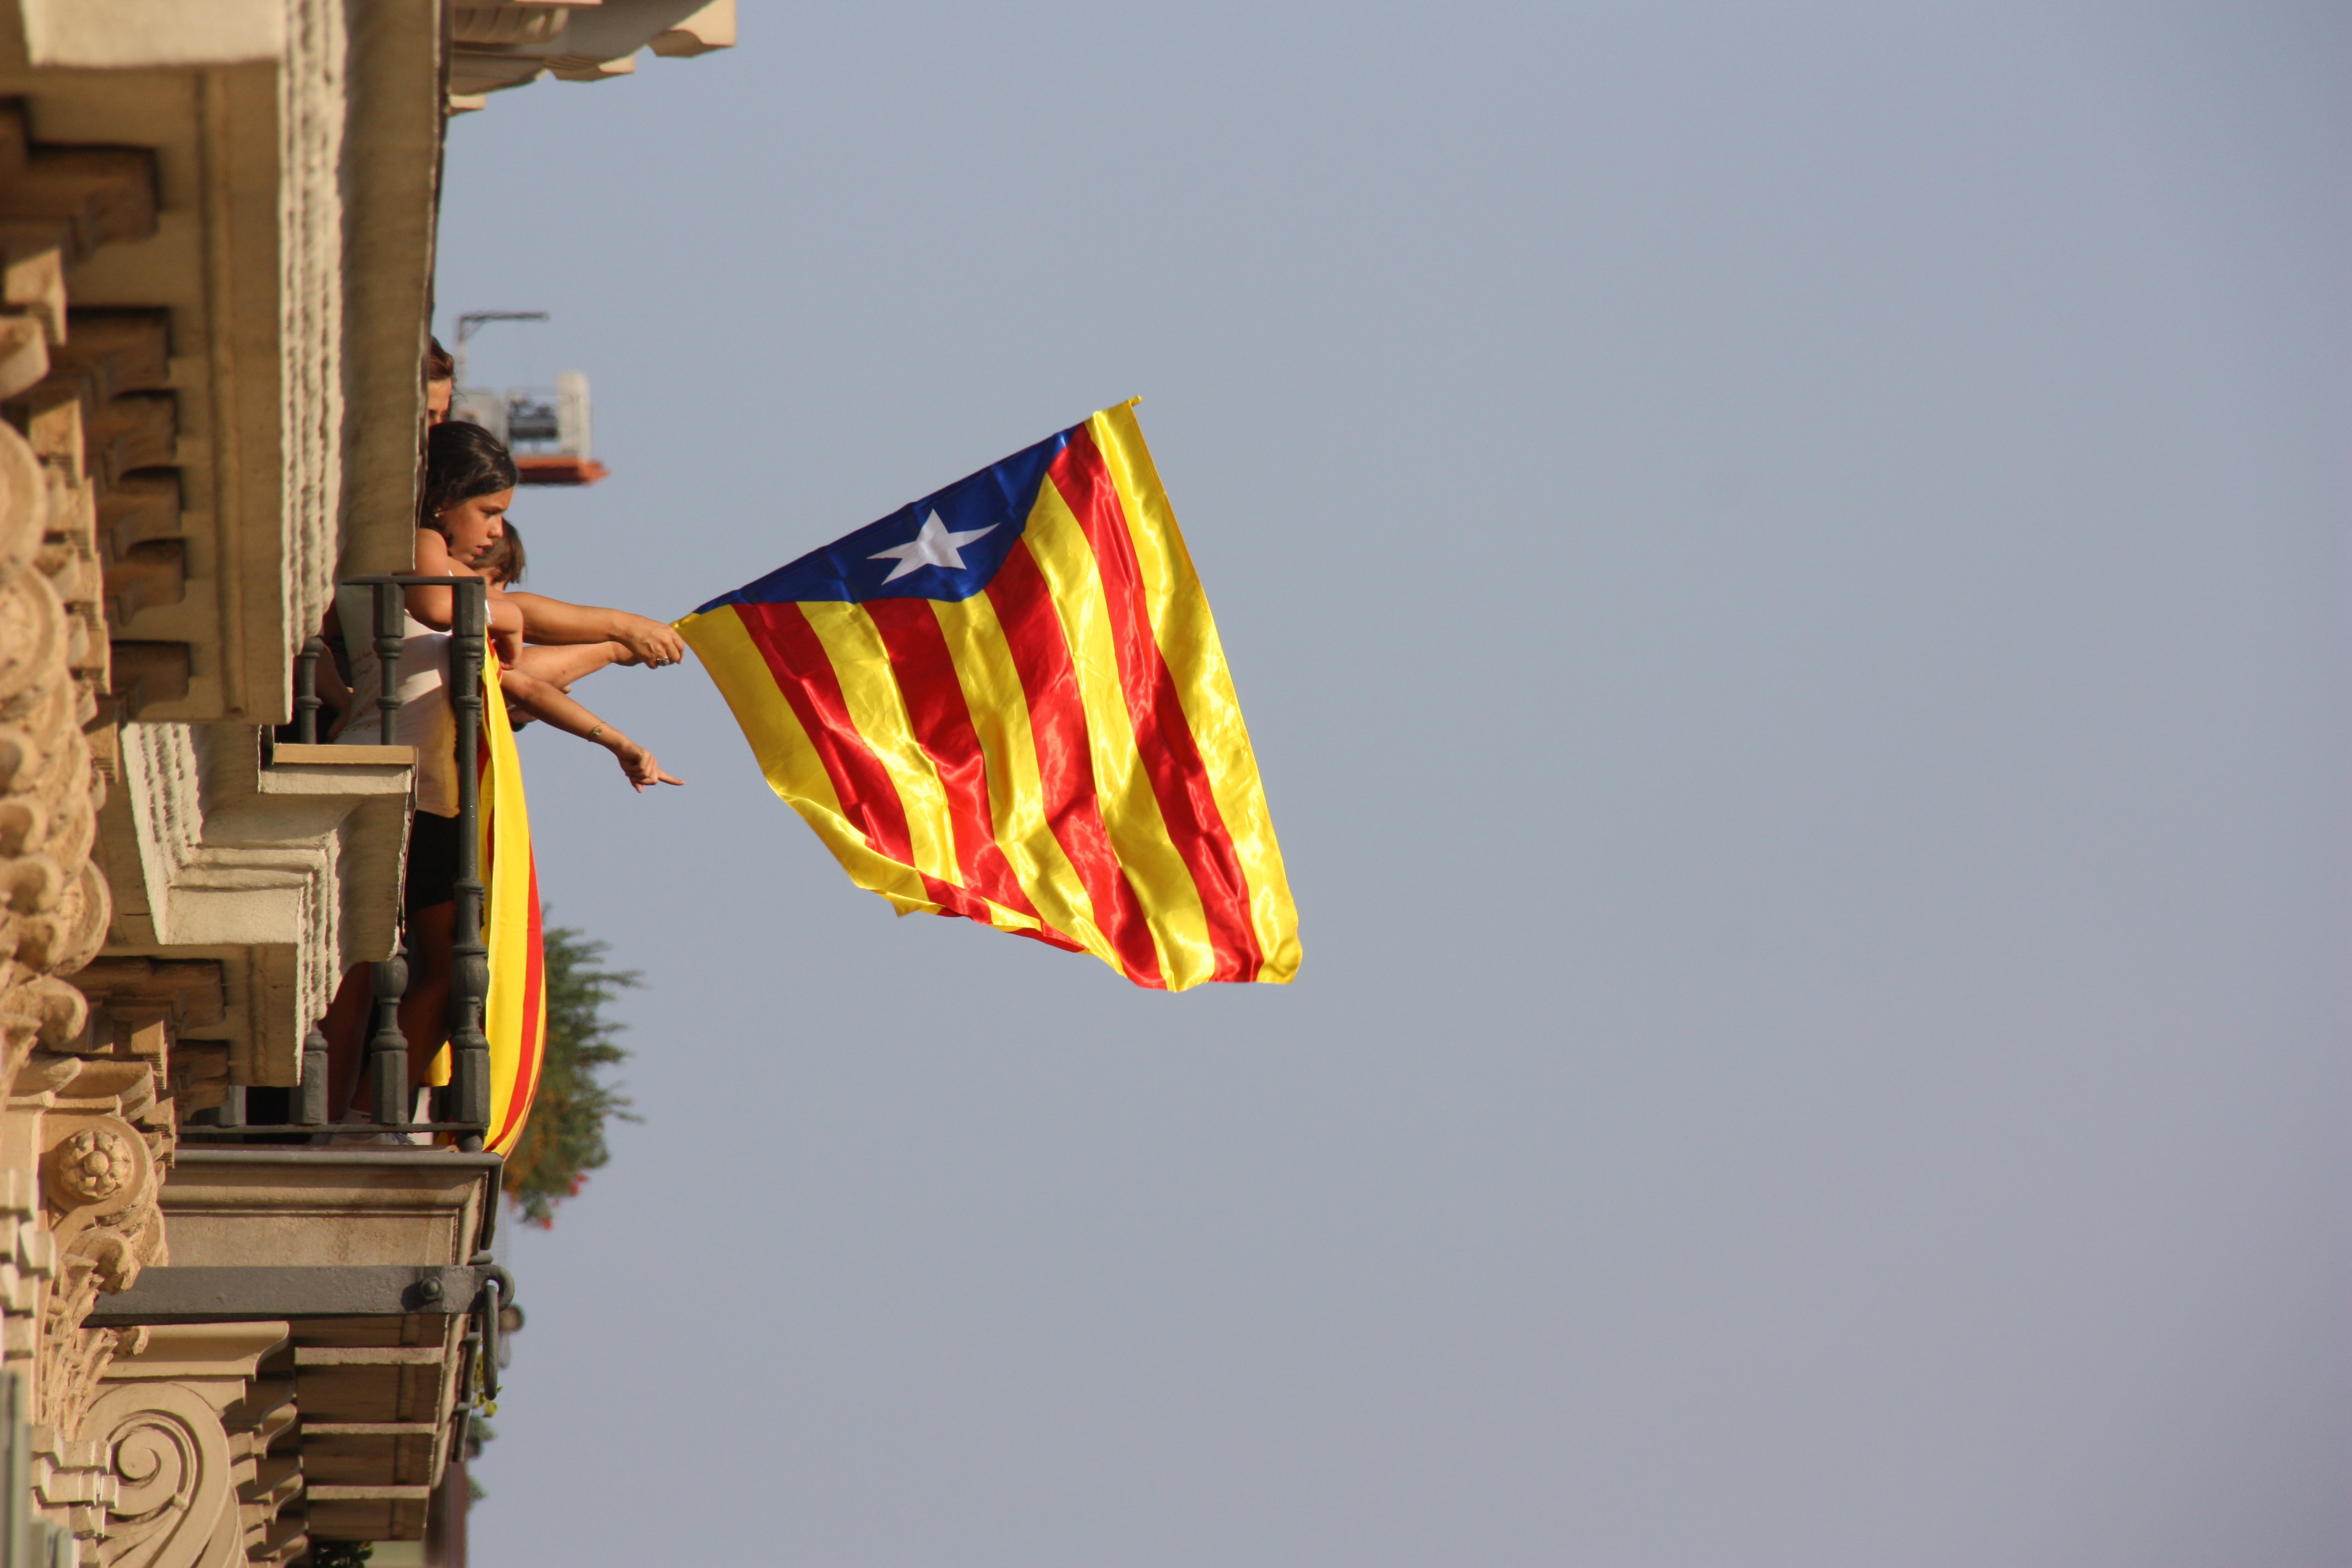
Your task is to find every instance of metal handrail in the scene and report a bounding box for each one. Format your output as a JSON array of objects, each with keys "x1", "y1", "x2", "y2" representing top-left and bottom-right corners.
[{"x1": 193, "y1": 575, "x2": 497, "y2": 1150}]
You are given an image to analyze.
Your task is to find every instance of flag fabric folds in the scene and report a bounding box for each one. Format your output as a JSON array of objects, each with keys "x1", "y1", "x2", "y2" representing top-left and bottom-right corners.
[
  {"x1": 417, "y1": 655, "x2": 547, "y2": 1151},
  {"x1": 678, "y1": 402, "x2": 1299, "y2": 990},
  {"x1": 478, "y1": 660, "x2": 547, "y2": 1154}
]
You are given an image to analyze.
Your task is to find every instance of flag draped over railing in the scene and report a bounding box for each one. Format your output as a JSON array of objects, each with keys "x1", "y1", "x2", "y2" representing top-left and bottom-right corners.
[
  {"x1": 678, "y1": 402, "x2": 1299, "y2": 990},
  {"x1": 420, "y1": 654, "x2": 545, "y2": 1148},
  {"x1": 480, "y1": 660, "x2": 546, "y2": 1152}
]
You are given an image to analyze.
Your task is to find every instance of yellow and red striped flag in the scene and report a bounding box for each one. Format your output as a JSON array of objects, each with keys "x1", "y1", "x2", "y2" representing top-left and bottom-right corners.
[
  {"x1": 479, "y1": 658, "x2": 546, "y2": 1153},
  {"x1": 678, "y1": 402, "x2": 1298, "y2": 990},
  {"x1": 421, "y1": 656, "x2": 546, "y2": 1151}
]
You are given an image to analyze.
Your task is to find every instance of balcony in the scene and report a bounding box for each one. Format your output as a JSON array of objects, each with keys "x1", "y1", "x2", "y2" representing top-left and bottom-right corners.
[{"x1": 88, "y1": 1149, "x2": 511, "y2": 1555}]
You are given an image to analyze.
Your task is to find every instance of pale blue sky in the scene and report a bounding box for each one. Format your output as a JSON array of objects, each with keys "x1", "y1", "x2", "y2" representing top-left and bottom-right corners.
[{"x1": 437, "y1": 7, "x2": 2350, "y2": 1563}]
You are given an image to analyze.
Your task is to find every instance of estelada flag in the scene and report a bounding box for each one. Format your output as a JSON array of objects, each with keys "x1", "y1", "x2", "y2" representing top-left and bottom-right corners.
[
  {"x1": 418, "y1": 653, "x2": 547, "y2": 1149},
  {"x1": 678, "y1": 401, "x2": 1299, "y2": 990}
]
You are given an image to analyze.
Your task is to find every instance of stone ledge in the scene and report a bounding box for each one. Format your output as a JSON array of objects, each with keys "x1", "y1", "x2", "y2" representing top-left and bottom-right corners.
[
  {"x1": 159, "y1": 1150, "x2": 499, "y2": 1271},
  {"x1": 293, "y1": 1347, "x2": 439, "y2": 1366}
]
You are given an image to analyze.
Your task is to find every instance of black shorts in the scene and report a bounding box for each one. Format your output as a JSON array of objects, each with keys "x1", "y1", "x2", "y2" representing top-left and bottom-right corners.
[{"x1": 405, "y1": 810, "x2": 462, "y2": 914}]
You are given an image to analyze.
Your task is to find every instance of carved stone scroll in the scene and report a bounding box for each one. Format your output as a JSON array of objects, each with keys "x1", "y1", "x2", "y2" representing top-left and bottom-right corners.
[{"x1": 84, "y1": 1379, "x2": 232, "y2": 1568}]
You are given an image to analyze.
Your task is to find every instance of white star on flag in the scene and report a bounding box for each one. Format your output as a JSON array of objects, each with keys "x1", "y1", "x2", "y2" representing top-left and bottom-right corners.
[{"x1": 869, "y1": 510, "x2": 1000, "y2": 585}]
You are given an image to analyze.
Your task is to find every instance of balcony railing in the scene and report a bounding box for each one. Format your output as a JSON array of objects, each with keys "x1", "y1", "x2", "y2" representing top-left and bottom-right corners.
[{"x1": 190, "y1": 575, "x2": 497, "y2": 1151}]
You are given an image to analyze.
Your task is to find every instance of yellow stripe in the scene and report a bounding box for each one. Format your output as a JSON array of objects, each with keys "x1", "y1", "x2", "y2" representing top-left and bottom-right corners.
[
  {"x1": 1086, "y1": 405, "x2": 1302, "y2": 982},
  {"x1": 926, "y1": 592, "x2": 1117, "y2": 968},
  {"x1": 678, "y1": 606, "x2": 941, "y2": 917},
  {"x1": 426, "y1": 653, "x2": 557, "y2": 1143},
  {"x1": 798, "y1": 600, "x2": 963, "y2": 892},
  {"x1": 1022, "y1": 474, "x2": 1221, "y2": 988},
  {"x1": 481, "y1": 663, "x2": 540, "y2": 1153}
]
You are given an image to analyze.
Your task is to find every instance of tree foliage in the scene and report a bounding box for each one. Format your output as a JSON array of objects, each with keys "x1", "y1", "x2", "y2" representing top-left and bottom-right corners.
[{"x1": 500, "y1": 925, "x2": 639, "y2": 1227}]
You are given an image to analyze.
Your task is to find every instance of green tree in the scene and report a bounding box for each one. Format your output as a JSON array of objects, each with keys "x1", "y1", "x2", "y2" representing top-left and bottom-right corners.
[{"x1": 501, "y1": 925, "x2": 640, "y2": 1226}]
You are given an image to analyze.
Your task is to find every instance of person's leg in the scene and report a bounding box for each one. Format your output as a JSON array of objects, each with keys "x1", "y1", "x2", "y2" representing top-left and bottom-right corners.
[
  {"x1": 514, "y1": 640, "x2": 632, "y2": 690},
  {"x1": 319, "y1": 962, "x2": 377, "y2": 1119},
  {"x1": 323, "y1": 910, "x2": 454, "y2": 1121},
  {"x1": 341, "y1": 811, "x2": 460, "y2": 1120},
  {"x1": 398, "y1": 901, "x2": 456, "y2": 1100}
]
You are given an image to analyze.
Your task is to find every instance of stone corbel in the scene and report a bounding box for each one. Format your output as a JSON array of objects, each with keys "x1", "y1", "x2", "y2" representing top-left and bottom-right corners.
[
  {"x1": 89, "y1": 1324, "x2": 295, "y2": 1568},
  {"x1": 42, "y1": 1112, "x2": 154, "y2": 1254},
  {"x1": 28, "y1": 1417, "x2": 116, "y2": 1542},
  {"x1": 0, "y1": 1168, "x2": 53, "y2": 1362},
  {"x1": 83, "y1": 1380, "x2": 232, "y2": 1566},
  {"x1": 0, "y1": 416, "x2": 112, "y2": 1111},
  {"x1": 4, "y1": 1038, "x2": 172, "y2": 1433},
  {"x1": 0, "y1": 973, "x2": 85, "y2": 1101}
]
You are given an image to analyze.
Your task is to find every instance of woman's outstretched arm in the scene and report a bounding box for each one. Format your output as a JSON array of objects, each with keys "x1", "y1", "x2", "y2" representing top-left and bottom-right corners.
[
  {"x1": 406, "y1": 530, "x2": 526, "y2": 660},
  {"x1": 497, "y1": 668, "x2": 684, "y2": 792},
  {"x1": 500, "y1": 591, "x2": 685, "y2": 667},
  {"x1": 512, "y1": 639, "x2": 632, "y2": 690}
]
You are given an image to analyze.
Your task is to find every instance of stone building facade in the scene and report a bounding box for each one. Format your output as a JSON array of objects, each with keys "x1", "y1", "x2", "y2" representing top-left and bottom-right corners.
[{"x1": 0, "y1": 4, "x2": 730, "y2": 1562}]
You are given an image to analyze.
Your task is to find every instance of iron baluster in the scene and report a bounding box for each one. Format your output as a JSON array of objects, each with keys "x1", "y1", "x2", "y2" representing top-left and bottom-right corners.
[
  {"x1": 372, "y1": 579, "x2": 403, "y2": 746},
  {"x1": 366, "y1": 948, "x2": 410, "y2": 1129},
  {"x1": 295, "y1": 635, "x2": 325, "y2": 744},
  {"x1": 366, "y1": 577, "x2": 410, "y2": 1130},
  {"x1": 447, "y1": 579, "x2": 491, "y2": 1150},
  {"x1": 298, "y1": 1023, "x2": 330, "y2": 1126}
]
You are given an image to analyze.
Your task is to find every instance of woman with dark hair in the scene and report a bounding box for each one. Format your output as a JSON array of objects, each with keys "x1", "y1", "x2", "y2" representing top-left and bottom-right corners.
[
  {"x1": 316, "y1": 422, "x2": 526, "y2": 1128},
  {"x1": 408, "y1": 421, "x2": 684, "y2": 666},
  {"x1": 319, "y1": 420, "x2": 682, "y2": 1129},
  {"x1": 418, "y1": 417, "x2": 512, "y2": 529}
]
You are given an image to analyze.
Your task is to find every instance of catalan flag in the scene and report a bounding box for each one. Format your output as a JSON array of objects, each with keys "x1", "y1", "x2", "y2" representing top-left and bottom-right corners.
[
  {"x1": 478, "y1": 660, "x2": 547, "y2": 1152},
  {"x1": 420, "y1": 653, "x2": 547, "y2": 1150},
  {"x1": 678, "y1": 402, "x2": 1298, "y2": 990}
]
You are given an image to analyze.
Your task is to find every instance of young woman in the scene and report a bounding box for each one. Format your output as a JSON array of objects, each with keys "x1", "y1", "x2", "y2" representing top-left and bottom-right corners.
[
  {"x1": 406, "y1": 453, "x2": 685, "y2": 668},
  {"x1": 319, "y1": 421, "x2": 681, "y2": 1126}
]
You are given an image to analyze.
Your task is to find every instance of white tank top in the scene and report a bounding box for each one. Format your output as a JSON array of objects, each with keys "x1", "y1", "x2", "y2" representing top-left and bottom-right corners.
[{"x1": 334, "y1": 585, "x2": 460, "y2": 818}]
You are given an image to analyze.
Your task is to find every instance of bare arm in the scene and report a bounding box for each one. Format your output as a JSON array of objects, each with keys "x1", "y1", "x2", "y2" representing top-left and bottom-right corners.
[
  {"x1": 498, "y1": 669, "x2": 684, "y2": 793},
  {"x1": 314, "y1": 603, "x2": 353, "y2": 737},
  {"x1": 406, "y1": 531, "x2": 525, "y2": 660},
  {"x1": 513, "y1": 639, "x2": 631, "y2": 690},
  {"x1": 502, "y1": 591, "x2": 685, "y2": 667}
]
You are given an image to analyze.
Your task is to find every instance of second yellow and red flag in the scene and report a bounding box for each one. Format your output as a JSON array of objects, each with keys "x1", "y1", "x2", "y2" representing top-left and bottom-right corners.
[{"x1": 678, "y1": 401, "x2": 1298, "y2": 990}]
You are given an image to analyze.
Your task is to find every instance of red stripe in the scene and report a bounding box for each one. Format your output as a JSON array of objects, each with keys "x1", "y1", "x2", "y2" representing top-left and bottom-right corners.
[
  {"x1": 736, "y1": 601, "x2": 921, "y2": 863},
  {"x1": 862, "y1": 599, "x2": 1082, "y2": 952},
  {"x1": 488, "y1": 851, "x2": 546, "y2": 1152},
  {"x1": 1048, "y1": 429, "x2": 1261, "y2": 982},
  {"x1": 734, "y1": 601, "x2": 1062, "y2": 939},
  {"x1": 984, "y1": 540, "x2": 1166, "y2": 988}
]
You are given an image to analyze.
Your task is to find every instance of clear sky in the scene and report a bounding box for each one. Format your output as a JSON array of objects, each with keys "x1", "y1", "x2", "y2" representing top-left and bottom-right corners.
[{"x1": 436, "y1": 7, "x2": 2350, "y2": 1564}]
